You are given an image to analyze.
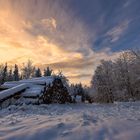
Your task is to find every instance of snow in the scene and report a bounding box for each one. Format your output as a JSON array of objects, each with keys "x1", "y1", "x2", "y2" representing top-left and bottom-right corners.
[
  {"x1": 0, "y1": 102, "x2": 140, "y2": 140},
  {"x1": 0, "y1": 84, "x2": 28, "y2": 101},
  {"x1": 0, "y1": 76, "x2": 54, "y2": 103},
  {"x1": 20, "y1": 76, "x2": 54, "y2": 85},
  {"x1": 1, "y1": 76, "x2": 54, "y2": 89},
  {"x1": 75, "y1": 95, "x2": 82, "y2": 103},
  {"x1": 20, "y1": 77, "x2": 54, "y2": 98},
  {"x1": 16, "y1": 98, "x2": 41, "y2": 105},
  {"x1": 0, "y1": 82, "x2": 20, "y2": 89},
  {"x1": 22, "y1": 85, "x2": 45, "y2": 97},
  {"x1": 19, "y1": 79, "x2": 46, "y2": 85}
]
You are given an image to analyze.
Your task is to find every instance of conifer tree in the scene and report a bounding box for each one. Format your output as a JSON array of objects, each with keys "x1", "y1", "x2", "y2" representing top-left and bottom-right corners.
[
  {"x1": 0, "y1": 64, "x2": 4, "y2": 84},
  {"x1": 35, "y1": 68, "x2": 42, "y2": 77},
  {"x1": 44, "y1": 67, "x2": 52, "y2": 76},
  {"x1": 8, "y1": 69, "x2": 13, "y2": 81},
  {"x1": 13, "y1": 64, "x2": 19, "y2": 81},
  {"x1": 2, "y1": 63, "x2": 8, "y2": 84}
]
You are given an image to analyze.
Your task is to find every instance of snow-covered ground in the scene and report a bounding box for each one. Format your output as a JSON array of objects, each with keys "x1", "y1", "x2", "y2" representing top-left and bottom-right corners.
[{"x1": 0, "y1": 102, "x2": 140, "y2": 140}]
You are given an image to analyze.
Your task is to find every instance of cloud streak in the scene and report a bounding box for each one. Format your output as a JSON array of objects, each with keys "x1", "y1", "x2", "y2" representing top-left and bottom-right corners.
[{"x1": 106, "y1": 20, "x2": 130, "y2": 43}]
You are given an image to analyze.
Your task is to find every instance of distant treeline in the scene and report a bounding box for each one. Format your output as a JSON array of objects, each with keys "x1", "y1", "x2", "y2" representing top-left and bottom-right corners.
[
  {"x1": 0, "y1": 60, "x2": 53, "y2": 85},
  {"x1": 0, "y1": 50, "x2": 140, "y2": 103}
]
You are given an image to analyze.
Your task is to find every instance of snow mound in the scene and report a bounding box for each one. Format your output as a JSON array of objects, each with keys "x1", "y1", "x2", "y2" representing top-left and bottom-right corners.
[{"x1": 0, "y1": 102, "x2": 140, "y2": 140}]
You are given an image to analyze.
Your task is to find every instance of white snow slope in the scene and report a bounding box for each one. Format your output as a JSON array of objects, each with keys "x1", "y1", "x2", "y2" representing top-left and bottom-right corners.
[{"x1": 0, "y1": 102, "x2": 140, "y2": 140}]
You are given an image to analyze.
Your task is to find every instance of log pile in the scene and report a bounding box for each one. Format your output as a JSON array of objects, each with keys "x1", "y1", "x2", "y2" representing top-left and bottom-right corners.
[{"x1": 43, "y1": 78, "x2": 72, "y2": 104}]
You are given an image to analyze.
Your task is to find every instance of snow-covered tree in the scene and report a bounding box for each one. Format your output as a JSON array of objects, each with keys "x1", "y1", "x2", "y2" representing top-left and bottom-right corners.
[
  {"x1": 69, "y1": 83, "x2": 86, "y2": 103},
  {"x1": 91, "y1": 50, "x2": 140, "y2": 103},
  {"x1": 57, "y1": 70, "x2": 69, "y2": 88},
  {"x1": 92, "y1": 60, "x2": 114, "y2": 103},
  {"x1": 22, "y1": 60, "x2": 35, "y2": 79}
]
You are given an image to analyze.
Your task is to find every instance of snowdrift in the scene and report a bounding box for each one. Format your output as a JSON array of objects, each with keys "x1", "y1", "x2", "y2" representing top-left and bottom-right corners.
[{"x1": 0, "y1": 102, "x2": 140, "y2": 140}]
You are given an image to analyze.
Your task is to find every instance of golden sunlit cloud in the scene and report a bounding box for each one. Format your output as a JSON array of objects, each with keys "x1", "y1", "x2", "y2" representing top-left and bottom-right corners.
[{"x1": 0, "y1": 0, "x2": 120, "y2": 85}]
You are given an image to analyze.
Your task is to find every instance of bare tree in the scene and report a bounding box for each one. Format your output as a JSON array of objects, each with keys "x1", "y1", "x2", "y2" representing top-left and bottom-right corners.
[{"x1": 22, "y1": 60, "x2": 35, "y2": 79}]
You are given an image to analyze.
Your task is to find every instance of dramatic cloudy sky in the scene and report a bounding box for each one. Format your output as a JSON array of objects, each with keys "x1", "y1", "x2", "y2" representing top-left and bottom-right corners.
[{"x1": 0, "y1": 0, "x2": 140, "y2": 85}]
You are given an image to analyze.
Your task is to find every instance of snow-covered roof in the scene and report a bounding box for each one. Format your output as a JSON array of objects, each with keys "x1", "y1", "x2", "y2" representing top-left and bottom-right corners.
[{"x1": 0, "y1": 84, "x2": 28, "y2": 101}]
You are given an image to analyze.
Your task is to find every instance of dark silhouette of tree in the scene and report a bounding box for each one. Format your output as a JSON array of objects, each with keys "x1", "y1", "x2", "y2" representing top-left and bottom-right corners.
[
  {"x1": 13, "y1": 64, "x2": 19, "y2": 81},
  {"x1": 35, "y1": 68, "x2": 42, "y2": 77},
  {"x1": 44, "y1": 67, "x2": 52, "y2": 76},
  {"x1": 2, "y1": 63, "x2": 8, "y2": 84},
  {"x1": 8, "y1": 69, "x2": 13, "y2": 81}
]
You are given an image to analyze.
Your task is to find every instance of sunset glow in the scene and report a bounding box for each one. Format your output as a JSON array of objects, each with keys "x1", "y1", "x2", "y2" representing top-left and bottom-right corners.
[{"x1": 0, "y1": 0, "x2": 138, "y2": 85}]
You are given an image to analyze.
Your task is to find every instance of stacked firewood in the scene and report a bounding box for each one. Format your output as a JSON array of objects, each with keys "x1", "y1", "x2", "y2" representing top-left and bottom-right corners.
[{"x1": 43, "y1": 78, "x2": 72, "y2": 104}]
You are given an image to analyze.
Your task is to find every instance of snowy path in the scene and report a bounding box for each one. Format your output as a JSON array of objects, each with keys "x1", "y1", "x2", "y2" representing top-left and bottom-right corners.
[{"x1": 0, "y1": 102, "x2": 140, "y2": 140}]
